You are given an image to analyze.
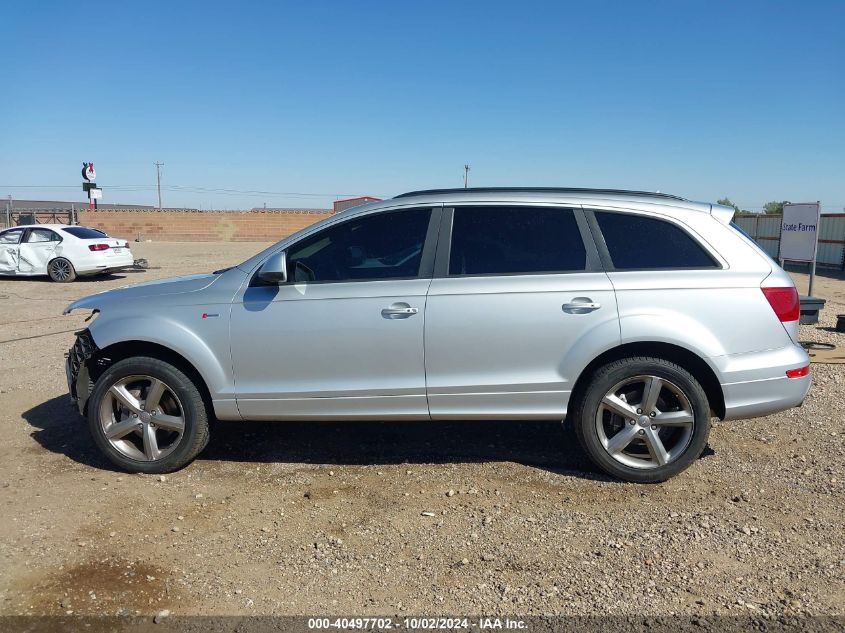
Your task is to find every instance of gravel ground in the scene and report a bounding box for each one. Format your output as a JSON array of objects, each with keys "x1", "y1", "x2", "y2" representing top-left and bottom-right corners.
[{"x1": 0, "y1": 243, "x2": 843, "y2": 620}]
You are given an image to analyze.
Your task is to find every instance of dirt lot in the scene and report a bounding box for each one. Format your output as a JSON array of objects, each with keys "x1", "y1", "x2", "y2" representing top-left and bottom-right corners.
[{"x1": 0, "y1": 242, "x2": 843, "y2": 620}]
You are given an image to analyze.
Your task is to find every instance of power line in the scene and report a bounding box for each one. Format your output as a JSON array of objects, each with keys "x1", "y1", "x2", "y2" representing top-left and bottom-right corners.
[{"x1": 0, "y1": 185, "x2": 371, "y2": 198}]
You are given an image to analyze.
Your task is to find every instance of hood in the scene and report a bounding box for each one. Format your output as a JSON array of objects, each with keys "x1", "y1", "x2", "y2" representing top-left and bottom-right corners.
[{"x1": 63, "y1": 273, "x2": 220, "y2": 314}]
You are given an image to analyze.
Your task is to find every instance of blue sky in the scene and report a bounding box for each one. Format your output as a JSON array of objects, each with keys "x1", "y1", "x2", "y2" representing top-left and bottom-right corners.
[{"x1": 2, "y1": 1, "x2": 843, "y2": 211}]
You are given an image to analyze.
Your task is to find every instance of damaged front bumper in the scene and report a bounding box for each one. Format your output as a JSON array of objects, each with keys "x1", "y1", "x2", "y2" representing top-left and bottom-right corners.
[{"x1": 65, "y1": 329, "x2": 98, "y2": 415}]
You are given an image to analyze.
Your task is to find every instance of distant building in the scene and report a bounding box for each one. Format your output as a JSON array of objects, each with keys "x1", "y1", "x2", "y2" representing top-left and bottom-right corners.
[{"x1": 333, "y1": 196, "x2": 381, "y2": 214}]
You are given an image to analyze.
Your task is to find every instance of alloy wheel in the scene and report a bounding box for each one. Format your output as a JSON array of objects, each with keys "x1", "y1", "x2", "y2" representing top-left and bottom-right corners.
[
  {"x1": 98, "y1": 375, "x2": 186, "y2": 461},
  {"x1": 595, "y1": 375, "x2": 695, "y2": 470},
  {"x1": 49, "y1": 259, "x2": 72, "y2": 281}
]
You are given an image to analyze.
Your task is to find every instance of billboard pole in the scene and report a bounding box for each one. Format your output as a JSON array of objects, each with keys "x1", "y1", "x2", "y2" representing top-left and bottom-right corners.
[{"x1": 808, "y1": 200, "x2": 820, "y2": 297}]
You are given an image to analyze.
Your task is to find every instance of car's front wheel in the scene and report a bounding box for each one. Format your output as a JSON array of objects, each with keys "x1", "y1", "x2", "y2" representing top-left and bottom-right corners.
[
  {"x1": 571, "y1": 356, "x2": 711, "y2": 483},
  {"x1": 87, "y1": 356, "x2": 210, "y2": 473}
]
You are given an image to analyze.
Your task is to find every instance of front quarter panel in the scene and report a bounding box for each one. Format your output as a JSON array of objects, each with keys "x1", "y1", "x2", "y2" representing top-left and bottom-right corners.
[
  {"x1": 87, "y1": 311, "x2": 233, "y2": 400},
  {"x1": 66, "y1": 268, "x2": 247, "y2": 420}
]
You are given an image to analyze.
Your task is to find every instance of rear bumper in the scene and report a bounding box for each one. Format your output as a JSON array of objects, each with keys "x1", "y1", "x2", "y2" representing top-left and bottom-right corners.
[
  {"x1": 76, "y1": 253, "x2": 135, "y2": 274},
  {"x1": 715, "y1": 344, "x2": 812, "y2": 420}
]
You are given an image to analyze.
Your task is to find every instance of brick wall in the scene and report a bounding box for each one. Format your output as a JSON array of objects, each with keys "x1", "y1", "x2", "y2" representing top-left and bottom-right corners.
[{"x1": 76, "y1": 208, "x2": 334, "y2": 242}]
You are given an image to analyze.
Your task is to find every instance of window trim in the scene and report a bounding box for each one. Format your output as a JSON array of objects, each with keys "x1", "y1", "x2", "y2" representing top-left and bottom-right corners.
[
  {"x1": 433, "y1": 204, "x2": 602, "y2": 279},
  {"x1": 250, "y1": 206, "x2": 443, "y2": 287},
  {"x1": 584, "y1": 208, "x2": 725, "y2": 272}
]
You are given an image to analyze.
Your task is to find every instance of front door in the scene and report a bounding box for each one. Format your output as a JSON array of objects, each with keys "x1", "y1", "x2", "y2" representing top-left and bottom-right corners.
[
  {"x1": 230, "y1": 206, "x2": 440, "y2": 420},
  {"x1": 0, "y1": 228, "x2": 25, "y2": 274},
  {"x1": 18, "y1": 227, "x2": 62, "y2": 274},
  {"x1": 425, "y1": 205, "x2": 619, "y2": 419}
]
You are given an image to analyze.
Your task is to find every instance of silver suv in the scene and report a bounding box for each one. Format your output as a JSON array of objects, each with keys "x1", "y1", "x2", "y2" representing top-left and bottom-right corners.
[{"x1": 64, "y1": 188, "x2": 811, "y2": 482}]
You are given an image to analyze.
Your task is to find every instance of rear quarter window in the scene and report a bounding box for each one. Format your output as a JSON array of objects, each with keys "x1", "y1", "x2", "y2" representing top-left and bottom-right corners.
[
  {"x1": 61, "y1": 226, "x2": 108, "y2": 239},
  {"x1": 595, "y1": 211, "x2": 718, "y2": 270}
]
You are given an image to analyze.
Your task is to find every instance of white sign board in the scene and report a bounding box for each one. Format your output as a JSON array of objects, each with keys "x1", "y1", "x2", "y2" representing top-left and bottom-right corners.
[
  {"x1": 780, "y1": 202, "x2": 820, "y2": 262},
  {"x1": 89, "y1": 188, "x2": 103, "y2": 200}
]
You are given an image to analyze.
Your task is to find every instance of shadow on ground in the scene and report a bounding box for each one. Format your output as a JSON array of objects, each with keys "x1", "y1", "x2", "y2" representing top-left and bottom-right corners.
[
  {"x1": 23, "y1": 395, "x2": 606, "y2": 480},
  {"x1": 0, "y1": 272, "x2": 134, "y2": 284}
]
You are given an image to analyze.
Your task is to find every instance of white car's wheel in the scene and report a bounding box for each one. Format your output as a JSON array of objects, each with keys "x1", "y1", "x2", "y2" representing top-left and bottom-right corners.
[{"x1": 48, "y1": 257, "x2": 77, "y2": 282}]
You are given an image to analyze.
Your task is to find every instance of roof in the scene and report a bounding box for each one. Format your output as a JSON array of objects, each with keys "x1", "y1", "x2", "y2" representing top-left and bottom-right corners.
[
  {"x1": 394, "y1": 187, "x2": 686, "y2": 201},
  {"x1": 346, "y1": 186, "x2": 730, "y2": 223}
]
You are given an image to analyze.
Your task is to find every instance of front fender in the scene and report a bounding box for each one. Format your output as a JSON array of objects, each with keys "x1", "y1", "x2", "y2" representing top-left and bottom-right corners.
[{"x1": 87, "y1": 314, "x2": 232, "y2": 399}]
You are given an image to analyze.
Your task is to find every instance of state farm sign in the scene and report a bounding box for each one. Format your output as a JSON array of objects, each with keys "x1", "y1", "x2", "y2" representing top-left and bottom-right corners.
[{"x1": 780, "y1": 202, "x2": 820, "y2": 263}]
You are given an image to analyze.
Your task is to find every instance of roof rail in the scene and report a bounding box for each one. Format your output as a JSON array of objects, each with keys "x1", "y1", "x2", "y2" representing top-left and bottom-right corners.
[{"x1": 394, "y1": 187, "x2": 687, "y2": 201}]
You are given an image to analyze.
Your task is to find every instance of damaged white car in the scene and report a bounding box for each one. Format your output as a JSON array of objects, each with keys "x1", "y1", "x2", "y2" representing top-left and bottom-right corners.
[{"x1": 0, "y1": 224, "x2": 134, "y2": 282}]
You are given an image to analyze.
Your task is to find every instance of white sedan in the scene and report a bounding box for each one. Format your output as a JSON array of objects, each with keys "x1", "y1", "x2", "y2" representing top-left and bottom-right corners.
[{"x1": 0, "y1": 224, "x2": 135, "y2": 282}]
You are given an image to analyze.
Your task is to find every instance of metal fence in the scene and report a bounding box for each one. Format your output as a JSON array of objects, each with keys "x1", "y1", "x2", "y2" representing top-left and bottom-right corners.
[
  {"x1": 2, "y1": 205, "x2": 77, "y2": 230},
  {"x1": 734, "y1": 214, "x2": 845, "y2": 269}
]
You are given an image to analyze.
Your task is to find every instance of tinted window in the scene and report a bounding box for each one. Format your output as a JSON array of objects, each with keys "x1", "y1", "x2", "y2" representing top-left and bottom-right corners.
[
  {"x1": 595, "y1": 212, "x2": 717, "y2": 270},
  {"x1": 26, "y1": 228, "x2": 61, "y2": 243},
  {"x1": 449, "y1": 207, "x2": 586, "y2": 275},
  {"x1": 62, "y1": 226, "x2": 108, "y2": 239},
  {"x1": 0, "y1": 229, "x2": 24, "y2": 244},
  {"x1": 286, "y1": 208, "x2": 431, "y2": 283}
]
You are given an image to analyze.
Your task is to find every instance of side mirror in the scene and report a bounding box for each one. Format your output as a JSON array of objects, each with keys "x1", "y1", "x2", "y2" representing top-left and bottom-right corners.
[{"x1": 258, "y1": 251, "x2": 287, "y2": 284}]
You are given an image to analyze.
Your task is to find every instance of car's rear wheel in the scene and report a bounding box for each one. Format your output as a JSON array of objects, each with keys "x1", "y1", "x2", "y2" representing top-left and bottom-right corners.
[
  {"x1": 87, "y1": 356, "x2": 210, "y2": 473},
  {"x1": 48, "y1": 257, "x2": 76, "y2": 282},
  {"x1": 571, "y1": 356, "x2": 711, "y2": 483}
]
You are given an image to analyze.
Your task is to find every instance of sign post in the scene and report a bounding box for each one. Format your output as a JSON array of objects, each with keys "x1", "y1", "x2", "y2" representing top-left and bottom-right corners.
[
  {"x1": 81, "y1": 162, "x2": 101, "y2": 209},
  {"x1": 780, "y1": 202, "x2": 821, "y2": 296}
]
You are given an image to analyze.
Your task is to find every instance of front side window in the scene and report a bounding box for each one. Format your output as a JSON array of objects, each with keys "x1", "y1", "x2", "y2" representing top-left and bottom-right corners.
[
  {"x1": 285, "y1": 207, "x2": 431, "y2": 283},
  {"x1": 595, "y1": 211, "x2": 718, "y2": 270},
  {"x1": 26, "y1": 228, "x2": 60, "y2": 243},
  {"x1": 0, "y1": 229, "x2": 24, "y2": 245},
  {"x1": 449, "y1": 206, "x2": 586, "y2": 276}
]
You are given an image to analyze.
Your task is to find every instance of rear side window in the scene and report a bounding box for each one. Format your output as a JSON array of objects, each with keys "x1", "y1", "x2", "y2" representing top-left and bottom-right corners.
[
  {"x1": 449, "y1": 207, "x2": 586, "y2": 275},
  {"x1": 595, "y1": 211, "x2": 718, "y2": 270},
  {"x1": 62, "y1": 226, "x2": 108, "y2": 239},
  {"x1": 26, "y1": 228, "x2": 61, "y2": 243}
]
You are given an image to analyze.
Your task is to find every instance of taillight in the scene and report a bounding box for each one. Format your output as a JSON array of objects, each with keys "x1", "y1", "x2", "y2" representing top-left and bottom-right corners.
[
  {"x1": 786, "y1": 365, "x2": 810, "y2": 378},
  {"x1": 761, "y1": 287, "x2": 799, "y2": 322},
  {"x1": 88, "y1": 243, "x2": 110, "y2": 251}
]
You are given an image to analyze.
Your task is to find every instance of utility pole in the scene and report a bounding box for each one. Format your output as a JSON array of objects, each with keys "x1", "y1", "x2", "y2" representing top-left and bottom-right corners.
[
  {"x1": 154, "y1": 161, "x2": 164, "y2": 209},
  {"x1": 463, "y1": 164, "x2": 471, "y2": 189}
]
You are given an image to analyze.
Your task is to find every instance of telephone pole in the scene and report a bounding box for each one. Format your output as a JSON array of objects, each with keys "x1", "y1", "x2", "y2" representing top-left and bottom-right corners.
[
  {"x1": 154, "y1": 161, "x2": 164, "y2": 208},
  {"x1": 463, "y1": 164, "x2": 470, "y2": 189}
]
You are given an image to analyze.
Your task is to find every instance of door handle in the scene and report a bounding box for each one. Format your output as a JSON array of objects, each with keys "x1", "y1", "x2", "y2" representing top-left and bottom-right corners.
[
  {"x1": 381, "y1": 304, "x2": 419, "y2": 319},
  {"x1": 562, "y1": 298, "x2": 601, "y2": 313}
]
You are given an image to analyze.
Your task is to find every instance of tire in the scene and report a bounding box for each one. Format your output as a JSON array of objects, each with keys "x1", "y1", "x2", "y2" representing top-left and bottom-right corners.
[
  {"x1": 47, "y1": 257, "x2": 77, "y2": 282},
  {"x1": 87, "y1": 356, "x2": 210, "y2": 473},
  {"x1": 571, "y1": 356, "x2": 711, "y2": 483}
]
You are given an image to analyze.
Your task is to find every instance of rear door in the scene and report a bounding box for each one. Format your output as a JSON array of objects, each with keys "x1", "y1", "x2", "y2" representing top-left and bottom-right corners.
[
  {"x1": 0, "y1": 228, "x2": 25, "y2": 274},
  {"x1": 18, "y1": 228, "x2": 62, "y2": 274},
  {"x1": 424, "y1": 205, "x2": 619, "y2": 419}
]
